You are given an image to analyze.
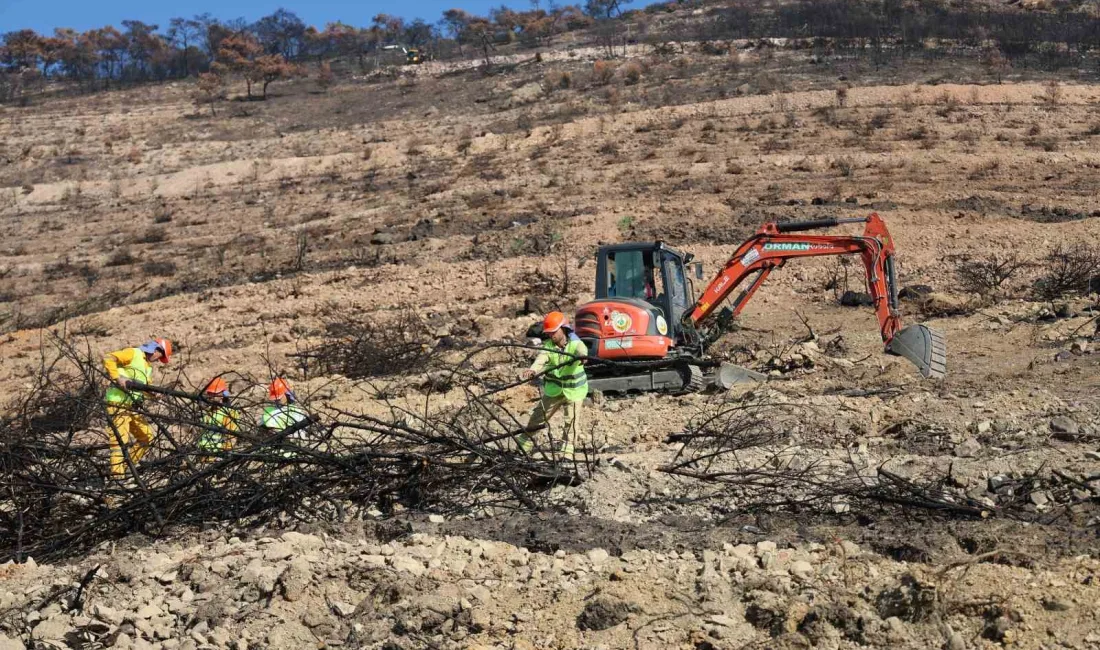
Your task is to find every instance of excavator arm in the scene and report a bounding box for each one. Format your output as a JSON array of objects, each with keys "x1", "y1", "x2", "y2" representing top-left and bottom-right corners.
[{"x1": 685, "y1": 213, "x2": 946, "y2": 378}]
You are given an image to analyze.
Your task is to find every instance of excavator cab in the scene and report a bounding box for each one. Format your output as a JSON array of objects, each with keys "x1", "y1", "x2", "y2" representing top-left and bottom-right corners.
[{"x1": 595, "y1": 242, "x2": 696, "y2": 339}]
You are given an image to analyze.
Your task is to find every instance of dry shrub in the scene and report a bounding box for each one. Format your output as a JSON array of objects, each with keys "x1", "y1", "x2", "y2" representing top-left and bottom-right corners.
[
  {"x1": 835, "y1": 85, "x2": 849, "y2": 107},
  {"x1": 1028, "y1": 134, "x2": 1059, "y2": 152},
  {"x1": 141, "y1": 260, "x2": 178, "y2": 277},
  {"x1": 935, "y1": 91, "x2": 960, "y2": 117},
  {"x1": 104, "y1": 250, "x2": 137, "y2": 267},
  {"x1": 605, "y1": 86, "x2": 621, "y2": 109},
  {"x1": 954, "y1": 252, "x2": 1031, "y2": 300},
  {"x1": 968, "y1": 159, "x2": 1000, "y2": 180},
  {"x1": 725, "y1": 159, "x2": 744, "y2": 175},
  {"x1": 125, "y1": 148, "x2": 143, "y2": 165},
  {"x1": 135, "y1": 227, "x2": 168, "y2": 244},
  {"x1": 1038, "y1": 80, "x2": 1062, "y2": 106},
  {"x1": 544, "y1": 69, "x2": 572, "y2": 91},
  {"x1": 593, "y1": 60, "x2": 616, "y2": 85},
  {"x1": 831, "y1": 156, "x2": 854, "y2": 177},
  {"x1": 317, "y1": 61, "x2": 335, "y2": 91},
  {"x1": 620, "y1": 61, "x2": 644, "y2": 85},
  {"x1": 304, "y1": 312, "x2": 435, "y2": 379},
  {"x1": 1033, "y1": 243, "x2": 1100, "y2": 301}
]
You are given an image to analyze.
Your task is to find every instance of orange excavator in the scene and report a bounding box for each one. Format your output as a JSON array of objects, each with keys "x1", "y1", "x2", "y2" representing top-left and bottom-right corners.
[{"x1": 573, "y1": 213, "x2": 946, "y2": 393}]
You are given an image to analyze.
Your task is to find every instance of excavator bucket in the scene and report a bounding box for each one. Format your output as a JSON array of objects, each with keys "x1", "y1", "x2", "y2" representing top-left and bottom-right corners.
[{"x1": 886, "y1": 324, "x2": 946, "y2": 379}]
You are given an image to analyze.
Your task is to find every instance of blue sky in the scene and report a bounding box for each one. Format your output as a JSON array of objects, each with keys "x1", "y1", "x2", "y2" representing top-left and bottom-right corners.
[{"x1": 1, "y1": 0, "x2": 630, "y2": 34}]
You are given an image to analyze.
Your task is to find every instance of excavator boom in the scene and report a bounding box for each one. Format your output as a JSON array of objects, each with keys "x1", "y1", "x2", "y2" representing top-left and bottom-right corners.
[{"x1": 686, "y1": 214, "x2": 946, "y2": 379}]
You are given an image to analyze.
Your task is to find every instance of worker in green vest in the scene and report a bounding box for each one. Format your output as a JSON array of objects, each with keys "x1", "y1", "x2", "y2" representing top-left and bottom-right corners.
[
  {"x1": 261, "y1": 377, "x2": 311, "y2": 457},
  {"x1": 517, "y1": 311, "x2": 588, "y2": 461},
  {"x1": 197, "y1": 377, "x2": 238, "y2": 461},
  {"x1": 102, "y1": 339, "x2": 172, "y2": 477}
]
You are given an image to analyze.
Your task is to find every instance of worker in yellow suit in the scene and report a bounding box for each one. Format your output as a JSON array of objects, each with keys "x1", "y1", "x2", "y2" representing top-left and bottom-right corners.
[
  {"x1": 102, "y1": 339, "x2": 172, "y2": 477},
  {"x1": 517, "y1": 312, "x2": 588, "y2": 461}
]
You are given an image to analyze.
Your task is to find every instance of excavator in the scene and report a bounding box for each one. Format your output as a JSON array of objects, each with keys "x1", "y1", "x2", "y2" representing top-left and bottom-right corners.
[{"x1": 573, "y1": 213, "x2": 946, "y2": 393}]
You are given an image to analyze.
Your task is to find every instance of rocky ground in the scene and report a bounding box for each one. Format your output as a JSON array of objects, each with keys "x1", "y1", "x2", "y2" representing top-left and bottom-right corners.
[{"x1": 2, "y1": 27, "x2": 1100, "y2": 650}]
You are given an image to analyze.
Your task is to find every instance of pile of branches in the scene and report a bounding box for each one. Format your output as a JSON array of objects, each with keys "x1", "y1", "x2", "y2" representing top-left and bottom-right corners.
[
  {"x1": 0, "y1": 336, "x2": 581, "y2": 563},
  {"x1": 658, "y1": 395, "x2": 1093, "y2": 522},
  {"x1": 294, "y1": 312, "x2": 437, "y2": 380}
]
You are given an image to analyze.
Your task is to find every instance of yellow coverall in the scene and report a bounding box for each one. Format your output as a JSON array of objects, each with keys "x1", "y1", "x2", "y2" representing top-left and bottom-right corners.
[{"x1": 103, "y1": 348, "x2": 155, "y2": 477}]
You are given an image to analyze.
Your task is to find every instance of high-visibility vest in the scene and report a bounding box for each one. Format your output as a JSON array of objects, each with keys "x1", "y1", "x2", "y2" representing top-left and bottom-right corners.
[
  {"x1": 541, "y1": 337, "x2": 588, "y2": 402},
  {"x1": 199, "y1": 407, "x2": 237, "y2": 451},
  {"x1": 261, "y1": 403, "x2": 309, "y2": 432},
  {"x1": 105, "y1": 349, "x2": 152, "y2": 406}
]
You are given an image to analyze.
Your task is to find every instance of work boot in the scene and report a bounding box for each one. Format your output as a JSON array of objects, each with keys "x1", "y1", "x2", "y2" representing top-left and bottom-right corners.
[{"x1": 555, "y1": 442, "x2": 575, "y2": 462}]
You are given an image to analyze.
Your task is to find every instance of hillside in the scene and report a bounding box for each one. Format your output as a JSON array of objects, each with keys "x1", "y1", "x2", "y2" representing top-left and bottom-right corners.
[{"x1": 1, "y1": 10, "x2": 1100, "y2": 650}]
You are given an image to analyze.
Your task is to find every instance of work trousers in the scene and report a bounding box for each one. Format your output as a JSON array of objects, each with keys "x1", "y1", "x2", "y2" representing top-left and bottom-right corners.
[
  {"x1": 107, "y1": 405, "x2": 153, "y2": 477},
  {"x1": 518, "y1": 393, "x2": 582, "y2": 457}
]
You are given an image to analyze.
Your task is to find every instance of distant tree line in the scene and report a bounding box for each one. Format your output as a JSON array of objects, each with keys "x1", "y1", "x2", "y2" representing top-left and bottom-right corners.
[
  {"x1": 6, "y1": 0, "x2": 1100, "y2": 103},
  {"x1": 694, "y1": 0, "x2": 1100, "y2": 65},
  {"x1": 0, "y1": 3, "x2": 634, "y2": 101}
]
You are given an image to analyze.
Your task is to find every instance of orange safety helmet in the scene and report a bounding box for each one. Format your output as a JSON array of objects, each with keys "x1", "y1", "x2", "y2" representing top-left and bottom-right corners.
[
  {"x1": 542, "y1": 311, "x2": 567, "y2": 334},
  {"x1": 155, "y1": 338, "x2": 172, "y2": 363},
  {"x1": 268, "y1": 377, "x2": 293, "y2": 401},
  {"x1": 204, "y1": 377, "x2": 230, "y2": 396}
]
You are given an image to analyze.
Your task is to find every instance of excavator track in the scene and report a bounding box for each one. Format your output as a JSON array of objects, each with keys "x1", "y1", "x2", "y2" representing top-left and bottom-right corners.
[{"x1": 678, "y1": 364, "x2": 705, "y2": 394}]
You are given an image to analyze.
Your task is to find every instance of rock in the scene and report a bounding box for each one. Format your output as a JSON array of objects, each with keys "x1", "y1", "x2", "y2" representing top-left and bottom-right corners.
[
  {"x1": 137, "y1": 604, "x2": 163, "y2": 620},
  {"x1": 333, "y1": 601, "x2": 356, "y2": 618},
  {"x1": 509, "y1": 82, "x2": 544, "y2": 108},
  {"x1": 389, "y1": 556, "x2": 426, "y2": 576},
  {"x1": 955, "y1": 437, "x2": 982, "y2": 458},
  {"x1": 428, "y1": 514, "x2": 445, "y2": 523},
  {"x1": 1084, "y1": 451, "x2": 1100, "y2": 461},
  {"x1": 743, "y1": 590, "x2": 788, "y2": 635},
  {"x1": 983, "y1": 614, "x2": 1018, "y2": 643},
  {"x1": 576, "y1": 595, "x2": 637, "y2": 631},
  {"x1": 209, "y1": 627, "x2": 233, "y2": 647},
  {"x1": 1050, "y1": 416, "x2": 1080, "y2": 437},
  {"x1": 262, "y1": 542, "x2": 294, "y2": 561},
  {"x1": 470, "y1": 608, "x2": 491, "y2": 632},
  {"x1": 1043, "y1": 598, "x2": 1072, "y2": 611},
  {"x1": 370, "y1": 230, "x2": 404, "y2": 245},
  {"x1": 1029, "y1": 491, "x2": 1050, "y2": 507},
  {"x1": 876, "y1": 574, "x2": 937, "y2": 622},
  {"x1": 988, "y1": 475, "x2": 1011, "y2": 492},
  {"x1": 31, "y1": 617, "x2": 71, "y2": 640},
  {"x1": 704, "y1": 615, "x2": 741, "y2": 635},
  {"x1": 840, "y1": 290, "x2": 873, "y2": 307},
  {"x1": 755, "y1": 541, "x2": 777, "y2": 556},
  {"x1": 1072, "y1": 339, "x2": 1090, "y2": 355},
  {"x1": 0, "y1": 636, "x2": 23, "y2": 650},
  {"x1": 279, "y1": 557, "x2": 311, "y2": 602},
  {"x1": 885, "y1": 616, "x2": 908, "y2": 642},
  {"x1": 266, "y1": 622, "x2": 314, "y2": 647},
  {"x1": 946, "y1": 629, "x2": 966, "y2": 650},
  {"x1": 790, "y1": 560, "x2": 814, "y2": 579},
  {"x1": 112, "y1": 557, "x2": 141, "y2": 583},
  {"x1": 157, "y1": 571, "x2": 178, "y2": 584},
  {"x1": 92, "y1": 603, "x2": 123, "y2": 625},
  {"x1": 241, "y1": 564, "x2": 280, "y2": 595},
  {"x1": 975, "y1": 420, "x2": 992, "y2": 434},
  {"x1": 587, "y1": 548, "x2": 610, "y2": 566},
  {"x1": 898, "y1": 285, "x2": 934, "y2": 301},
  {"x1": 280, "y1": 531, "x2": 323, "y2": 551},
  {"x1": 362, "y1": 554, "x2": 386, "y2": 567},
  {"x1": 467, "y1": 585, "x2": 493, "y2": 604}
]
